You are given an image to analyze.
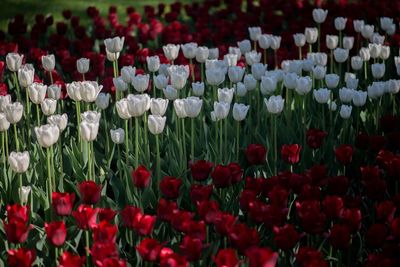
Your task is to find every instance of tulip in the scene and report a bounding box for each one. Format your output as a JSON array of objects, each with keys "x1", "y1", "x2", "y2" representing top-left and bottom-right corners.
[
  {"x1": 47, "y1": 114, "x2": 68, "y2": 132},
  {"x1": 224, "y1": 54, "x2": 238, "y2": 67},
  {"x1": 325, "y1": 74, "x2": 340, "y2": 89},
  {"x1": 0, "y1": 112, "x2": 10, "y2": 132},
  {"x1": 5, "y1": 102, "x2": 23, "y2": 124},
  {"x1": 81, "y1": 110, "x2": 101, "y2": 123},
  {"x1": 339, "y1": 88, "x2": 354, "y2": 103},
  {"x1": 115, "y1": 99, "x2": 131, "y2": 120},
  {"x1": 52, "y1": 192, "x2": 75, "y2": 216},
  {"x1": 312, "y1": 66, "x2": 326, "y2": 80},
  {"x1": 295, "y1": 76, "x2": 312, "y2": 95},
  {"x1": 170, "y1": 71, "x2": 187, "y2": 90},
  {"x1": 352, "y1": 90, "x2": 368, "y2": 107},
  {"x1": 351, "y1": 56, "x2": 363, "y2": 70},
  {"x1": 206, "y1": 68, "x2": 225, "y2": 86},
  {"x1": 66, "y1": 82, "x2": 82, "y2": 101},
  {"x1": 127, "y1": 94, "x2": 150, "y2": 117},
  {"x1": 80, "y1": 120, "x2": 99, "y2": 142},
  {"x1": 264, "y1": 95, "x2": 284, "y2": 114},
  {"x1": 113, "y1": 76, "x2": 128, "y2": 92},
  {"x1": 105, "y1": 49, "x2": 119, "y2": 61},
  {"x1": 248, "y1": 27, "x2": 261, "y2": 42},
  {"x1": 121, "y1": 66, "x2": 136, "y2": 83},
  {"x1": 313, "y1": 88, "x2": 330, "y2": 104},
  {"x1": 192, "y1": 82, "x2": 205, "y2": 96},
  {"x1": 232, "y1": 103, "x2": 249, "y2": 121},
  {"x1": 235, "y1": 82, "x2": 247, "y2": 97},
  {"x1": 380, "y1": 46, "x2": 390, "y2": 60},
  {"x1": 95, "y1": 93, "x2": 110, "y2": 110},
  {"x1": 184, "y1": 97, "x2": 203, "y2": 118},
  {"x1": 386, "y1": 80, "x2": 400, "y2": 94},
  {"x1": 305, "y1": 27, "x2": 318, "y2": 44},
  {"x1": 367, "y1": 82, "x2": 385, "y2": 99},
  {"x1": 163, "y1": 44, "x2": 180, "y2": 62},
  {"x1": 334, "y1": 17, "x2": 347, "y2": 31},
  {"x1": 18, "y1": 186, "x2": 31, "y2": 205},
  {"x1": 251, "y1": 63, "x2": 266, "y2": 80},
  {"x1": 328, "y1": 100, "x2": 337, "y2": 111},
  {"x1": 353, "y1": 20, "x2": 365, "y2": 32},
  {"x1": 333, "y1": 48, "x2": 349, "y2": 63},
  {"x1": 312, "y1": 8, "x2": 328, "y2": 23},
  {"x1": 150, "y1": 98, "x2": 169, "y2": 116},
  {"x1": 148, "y1": 115, "x2": 166, "y2": 135},
  {"x1": 80, "y1": 81, "x2": 102, "y2": 103},
  {"x1": 173, "y1": 99, "x2": 187, "y2": 119},
  {"x1": 218, "y1": 88, "x2": 234, "y2": 104},
  {"x1": 47, "y1": 84, "x2": 61, "y2": 100},
  {"x1": 76, "y1": 58, "x2": 90, "y2": 74},
  {"x1": 78, "y1": 180, "x2": 102, "y2": 205},
  {"x1": 104, "y1": 36, "x2": 125, "y2": 53},
  {"x1": 258, "y1": 34, "x2": 271, "y2": 49},
  {"x1": 260, "y1": 76, "x2": 277, "y2": 95},
  {"x1": 35, "y1": 124, "x2": 60, "y2": 148},
  {"x1": 195, "y1": 47, "x2": 209, "y2": 63},
  {"x1": 293, "y1": 33, "x2": 306, "y2": 47},
  {"x1": 371, "y1": 63, "x2": 385, "y2": 79},
  {"x1": 369, "y1": 44, "x2": 382, "y2": 59},
  {"x1": 0, "y1": 94, "x2": 12, "y2": 112},
  {"x1": 346, "y1": 77, "x2": 359, "y2": 90},
  {"x1": 72, "y1": 204, "x2": 98, "y2": 230},
  {"x1": 40, "y1": 99, "x2": 57, "y2": 116},
  {"x1": 237, "y1": 39, "x2": 251, "y2": 54},
  {"x1": 326, "y1": 35, "x2": 339, "y2": 50},
  {"x1": 339, "y1": 105, "x2": 352, "y2": 119},
  {"x1": 228, "y1": 66, "x2": 245, "y2": 83},
  {"x1": 18, "y1": 64, "x2": 34, "y2": 88},
  {"x1": 132, "y1": 74, "x2": 150, "y2": 93},
  {"x1": 110, "y1": 128, "x2": 124, "y2": 144},
  {"x1": 42, "y1": 54, "x2": 55, "y2": 72},
  {"x1": 28, "y1": 82, "x2": 47, "y2": 104},
  {"x1": 213, "y1": 102, "x2": 230, "y2": 120},
  {"x1": 8, "y1": 151, "x2": 29, "y2": 173},
  {"x1": 281, "y1": 144, "x2": 302, "y2": 165},
  {"x1": 245, "y1": 51, "x2": 261, "y2": 65},
  {"x1": 361, "y1": 25, "x2": 374, "y2": 39},
  {"x1": 45, "y1": 221, "x2": 67, "y2": 247},
  {"x1": 145, "y1": 56, "x2": 160, "y2": 73},
  {"x1": 209, "y1": 48, "x2": 219, "y2": 59},
  {"x1": 181, "y1": 42, "x2": 198, "y2": 59},
  {"x1": 6, "y1": 53, "x2": 24, "y2": 72},
  {"x1": 154, "y1": 74, "x2": 168, "y2": 90},
  {"x1": 163, "y1": 85, "x2": 178, "y2": 100},
  {"x1": 8, "y1": 248, "x2": 36, "y2": 267},
  {"x1": 243, "y1": 74, "x2": 257, "y2": 91},
  {"x1": 343, "y1": 37, "x2": 354, "y2": 50}
]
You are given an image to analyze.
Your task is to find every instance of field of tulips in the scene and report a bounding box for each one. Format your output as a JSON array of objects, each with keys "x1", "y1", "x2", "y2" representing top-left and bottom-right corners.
[{"x1": 1, "y1": 0, "x2": 400, "y2": 266}]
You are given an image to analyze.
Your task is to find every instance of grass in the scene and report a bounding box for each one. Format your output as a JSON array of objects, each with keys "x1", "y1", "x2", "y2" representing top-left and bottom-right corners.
[{"x1": 0, "y1": 0, "x2": 194, "y2": 32}]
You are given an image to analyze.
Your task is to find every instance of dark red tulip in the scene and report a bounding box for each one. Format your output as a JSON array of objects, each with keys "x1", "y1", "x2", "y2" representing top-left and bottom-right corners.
[
  {"x1": 306, "y1": 128, "x2": 328, "y2": 149},
  {"x1": 228, "y1": 223, "x2": 260, "y2": 253},
  {"x1": 365, "y1": 223, "x2": 388, "y2": 248},
  {"x1": 273, "y1": 224, "x2": 300, "y2": 251},
  {"x1": 335, "y1": 144, "x2": 353, "y2": 165},
  {"x1": 72, "y1": 204, "x2": 98, "y2": 230},
  {"x1": 375, "y1": 201, "x2": 396, "y2": 223},
  {"x1": 96, "y1": 258, "x2": 127, "y2": 267},
  {"x1": 131, "y1": 165, "x2": 151, "y2": 188},
  {"x1": 120, "y1": 205, "x2": 142, "y2": 228},
  {"x1": 6, "y1": 204, "x2": 29, "y2": 224},
  {"x1": 160, "y1": 176, "x2": 182, "y2": 199},
  {"x1": 160, "y1": 252, "x2": 188, "y2": 267},
  {"x1": 296, "y1": 247, "x2": 328, "y2": 267},
  {"x1": 171, "y1": 210, "x2": 195, "y2": 232},
  {"x1": 340, "y1": 208, "x2": 362, "y2": 232},
  {"x1": 322, "y1": 195, "x2": 344, "y2": 219},
  {"x1": 133, "y1": 214, "x2": 157, "y2": 236},
  {"x1": 90, "y1": 242, "x2": 119, "y2": 264},
  {"x1": 390, "y1": 217, "x2": 400, "y2": 239},
  {"x1": 183, "y1": 220, "x2": 206, "y2": 241},
  {"x1": 157, "y1": 198, "x2": 178, "y2": 222},
  {"x1": 197, "y1": 200, "x2": 220, "y2": 224},
  {"x1": 4, "y1": 219, "x2": 32, "y2": 244},
  {"x1": 189, "y1": 160, "x2": 214, "y2": 181},
  {"x1": 8, "y1": 248, "x2": 36, "y2": 267},
  {"x1": 296, "y1": 200, "x2": 326, "y2": 234},
  {"x1": 189, "y1": 184, "x2": 213, "y2": 203},
  {"x1": 214, "y1": 211, "x2": 237, "y2": 236},
  {"x1": 179, "y1": 236, "x2": 203, "y2": 262},
  {"x1": 136, "y1": 238, "x2": 163, "y2": 262},
  {"x1": 45, "y1": 221, "x2": 67, "y2": 247},
  {"x1": 97, "y1": 208, "x2": 117, "y2": 222},
  {"x1": 92, "y1": 221, "x2": 118, "y2": 243},
  {"x1": 246, "y1": 247, "x2": 278, "y2": 267},
  {"x1": 329, "y1": 224, "x2": 351, "y2": 249},
  {"x1": 58, "y1": 251, "x2": 84, "y2": 267},
  {"x1": 52, "y1": 192, "x2": 75, "y2": 216},
  {"x1": 281, "y1": 144, "x2": 302, "y2": 164},
  {"x1": 78, "y1": 181, "x2": 102, "y2": 205},
  {"x1": 213, "y1": 249, "x2": 240, "y2": 267},
  {"x1": 228, "y1": 163, "x2": 243, "y2": 183},
  {"x1": 245, "y1": 144, "x2": 267, "y2": 165}
]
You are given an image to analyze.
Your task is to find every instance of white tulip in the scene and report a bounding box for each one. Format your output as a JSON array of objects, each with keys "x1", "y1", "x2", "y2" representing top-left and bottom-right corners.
[
  {"x1": 158, "y1": 64, "x2": 170, "y2": 77},
  {"x1": 127, "y1": 94, "x2": 150, "y2": 117},
  {"x1": 359, "y1": 47, "x2": 370, "y2": 61},
  {"x1": 18, "y1": 64, "x2": 34, "y2": 88},
  {"x1": 42, "y1": 54, "x2": 55, "y2": 72},
  {"x1": 312, "y1": 8, "x2": 328, "y2": 23},
  {"x1": 248, "y1": 27, "x2": 262, "y2": 41},
  {"x1": 184, "y1": 97, "x2": 203, "y2": 118},
  {"x1": 218, "y1": 88, "x2": 234, "y2": 104},
  {"x1": 41, "y1": 99, "x2": 57, "y2": 116},
  {"x1": 105, "y1": 49, "x2": 119, "y2": 62},
  {"x1": 28, "y1": 83, "x2": 47, "y2": 104},
  {"x1": 328, "y1": 100, "x2": 337, "y2": 111},
  {"x1": 0, "y1": 95, "x2": 12, "y2": 112},
  {"x1": 339, "y1": 88, "x2": 355, "y2": 103},
  {"x1": 380, "y1": 46, "x2": 390, "y2": 60},
  {"x1": 8, "y1": 151, "x2": 29, "y2": 173},
  {"x1": 150, "y1": 98, "x2": 169, "y2": 116},
  {"x1": 334, "y1": 17, "x2": 347, "y2": 31},
  {"x1": 209, "y1": 48, "x2": 219, "y2": 60},
  {"x1": 380, "y1": 17, "x2": 394, "y2": 31},
  {"x1": 80, "y1": 120, "x2": 99, "y2": 142},
  {"x1": 66, "y1": 82, "x2": 82, "y2": 101},
  {"x1": 80, "y1": 81, "x2": 103, "y2": 103},
  {"x1": 326, "y1": 35, "x2": 338, "y2": 50},
  {"x1": 35, "y1": 124, "x2": 60, "y2": 148},
  {"x1": 386, "y1": 80, "x2": 400, "y2": 94},
  {"x1": 163, "y1": 44, "x2": 180, "y2": 61},
  {"x1": 361, "y1": 25, "x2": 374, "y2": 39},
  {"x1": 121, "y1": 66, "x2": 136, "y2": 83},
  {"x1": 270, "y1": 36, "x2": 281, "y2": 50},
  {"x1": 155, "y1": 74, "x2": 168, "y2": 90},
  {"x1": 352, "y1": 90, "x2": 368, "y2": 107},
  {"x1": 146, "y1": 56, "x2": 160, "y2": 72},
  {"x1": 333, "y1": 48, "x2": 349, "y2": 63},
  {"x1": 339, "y1": 105, "x2": 352, "y2": 119},
  {"x1": 4, "y1": 102, "x2": 23, "y2": 124},
  {"x1": 343, "y1": 37, "x2": 354, "y2": 50},
  {"x1": 95, "y1": 93, "x2": 110, "y2": 110},
  {"x1": 148, "y1": 115, "x2": 166, "y2": 135},
  {"x1": 224, "y1": 54, "x2": 238, "y2": 67},
  {"x1": 47, "y1": 84, "x2": 61, "y2": 100},
  {"x1": 258, "y1": 34, "x2": 271, "y2": 49},
  {"x1": 235, "y1": 82, "x2": 247, "y2": 97},
  {"x1": 173, "y1": 99, "x2": 187, "y2": 118},
  {"x1": 192, "y1": 82, "x2": 205, "y2": 96},
  {"x1": 6, "y1": 53, "x2": 23, "y2": 72},
  {"x1": 132, "y1": 74, "x2": 150, "y2": 93},
  {"x1": 251, "y1": 63, "x2": 267, "y2": 80},
  {"x1": 243, "y1": 74, "x2": 257, "y2": 91},
  {"x1": 195, "y1": 47, "x2": 209, "y2": 63},
  {"x1": 283, "y1": 73, "x2": 299, "y2": 89},
  {"x1": 163, "y1": 85, "x2": 178, "y2": 100},
  {"x1": 81, "y1": 110, "x2": 101, "y2": 123},
  {"x1": 245, "y1": 51, "x2": 261, "y2": 65},
  {"x1": 228, "y1": 47, "x2": 242, "y2": 59},
  {"x1": 312, "y1": 66, "x2": 326, "y2": 80},
  {"x1": 206, "y1": 68, "x2": 225, "y2": 86},
  {"x1": 305, "y1": 27, "x2": 318, "y2": 44},
  {"x1": 110, "y1": 128, "x2": 124, "y2": 144},
  {"x1": 369, "y1": 43, "x2": 382, "y2": 59},
  {"x1": 228, "y1": 66, "x2": 245, "y2": 83},
  {"x1": 353, "y1": 20, "x2": 365, "y2": 33},
  {"x1": 76, "y1": 58, "x2": 90, "y2": 74},
  {"x1": 351, "y1": 56, "x2": 363, "y2": 70},
  {"x1": 260, "y1": 76, "x2": 277, "y2": 95},
  {"x1": 371, "y1": 63, "x2": 385, "y2": 79},
  {"x1": 325, "y1": 74, "x2": 340, "y2": 89},
  {"x1": 0, "y1": 113, "x2": 10, "y2": 131},
  {"x1": 232, "y1": 103, "x2": 249, "y2": 121},
  {"x1": 104, "y1": 36, "x2": 125, "y2": 53},
  {"x1": 264, "y1": 95, "x2": 284, "y2": 114},
  {"x1": 237, "y1": 39, "x2": 251, "y2": 54},
  {"x1": 47, "y1": 114, "x2": 68, "y2": 132},
  {"x1": 181, "y1": 42, "x2": 198, "y2": 59},
  {"x1": 18, "y1": 186, "x2": 31, "y2": 205},
  {"x1": 170, "y1": 71, "x2": 187, "y2": 90},
  {"x1": 313, "y1": 88, "x2": 330, "y2": 104},
  {"x1": 293, "y1": 33, "x2": 306, "y2": 47},
  {"x1": 116, "y1": 98, "x2": 131, "y2": 119},
  {"x1": 213, "y1": 101, "x2": 230, "y2": 120},
  {"x1": 368, "y1": 82, "x2": 385, "y2": 99},
  {"x1": 308, "y1": 52, "x2": 327, "y2": 66},
  {"x1": 302, "y1": 59, "x2": 314, "y2": 72},
  {"x1": 113, "y1": 77, "x2": 128, "y2": 92},
  {"x1": 295, "y1": 76, "x2": 312, "y2": 95}
]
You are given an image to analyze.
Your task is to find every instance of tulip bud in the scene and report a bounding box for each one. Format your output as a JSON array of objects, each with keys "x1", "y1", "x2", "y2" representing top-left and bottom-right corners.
[
  {"x1": 334, "y1": 17, "x2": 347, "y2": 31},
  {"x1": 258, "y1": 34, "x2": 271, "y2": 49},
  {"x1": 148, "y1": 115, "x2": 166, "y2": 135},
  {"x1": 127, "y1": 94, "x2": 150, "y2": 117},
  {"x1": 224, "y1": 54, "x2": 238, "y2": 67},
  {"x1": 371, "y1": 63, "x2": 385, "y2": 79},
  {"x1": 368, "y1": 82, "x2": 385, "y2": 99},
  {"x1": 235, "y1": 82, "x2": 247, "y2": 97},
  {"x1": 150, "y1": 98, "x2": 169, "y2": 116},
  {"x1": 260, "y1": 76, "x2": 277, "y2": 95},
  {"x1": 113, "y1": 77, "x2": 128, "y2": 92},
  {"x1": 313, "y1": 88, "x2": 330, "y2": 104},
  {"x1": 192, "y1": 82, "x2": 205, "y2": 96},
  {"x1": 105, "y1": 49, "x2": 119, "y2": 62},
  {"x1": 184, "y1": 97, "x2": 203, "y2": 118},
  {"x1": 146, "y1": 56, "x2": 160, "y2": 72},
  {"x1": 66, "y1": 82, "x2": 82, "y2": 101},
  {"x1": 380, "y1": 46, "x2": 390, "y2": 60},
  {"x1": 312, "y1": 66, "x2": 326, "y2": 80},
  {"x1": 81, "y1": 110, "x2": 101, "y2": 124},
  {"x1": 218, "y1": 88, "x2": 234, "y2": 104},
  {"x1": 163, "y1": 85, "x2": 178, "y2": 100},
  {"x1": 181, "y1": 42, "x2": 198, "y2": 59},
  {"x1": 283, "y1": 73, "x2": 299, "y2": 89},
  {"x1": 339, "y1": 88, "x2": 354, "y2": 103},
  {"x1": 248, "y1": 27, "x2": 261, "y2": 41},
  {"x1": 132, "y1": 74, "x2": 150, "y2": 93},
  {"x1": 270, "y1": 36, "x2": 281, "y2": 50},
  {"x1": 340, "y1": 105, "x2": 352, "y2": 119},
  {"x1": 352, "y1": 90, "x2": 368, "y2": 107},
  {"x1": 295, "y1": 76, "x2": 312, "y2": 95},
  {"x1": 41, "y1": 99, "x2": 57, "y2": 116},
  {"x1": 324, "y1": 74, "x2": 339, "y2": 89},
  {"x1": 8, "y1": 151, "x2": 30, "y2": 173},
  {"x1": 328, "y1": 100, "x2": 337, "y2": 111},
  {"x1": 47, "y1": 84, "x2": 61, "y2": 100},
  {"x1": 154, "y1": 74, "x2": 168, "y2": 90},
  {"x1": 380, "y1": 17, "x2": 394, "y2": 31},
  {"x1": 47, "y1": 114, "x2": 68, "y2": 132},
  {"x1": 359, "y1": 48, "x2": 370, "y2": 61},
  {"x1": 229, "y1": 47, "x2": 242, "y2": 59},
  {"x1": 302, "y1": 59, "x2": 314, "y2": 72},
  {"x1": 18, "y1": 186, "x2": 31, "y2": 205},
  {"x1": 170, "y1": 71, "x2": 187, "y2": 90},
  {"x1": 326, "y1": 35, "x2": 339, "y2": 50},
  {"x1": 163, "y1": 44, "x2": 180, "y2": 61},
  {"x1": 80, "y1": 120, "x2": 100, "y2": 142},
  {"x1": 6, "y1": 53, "x2": 24, "y2": 72},
  {"x1": 76, "y1": 58, "x2": 90, "y2": 74},
  {"x1": 121, "y1": 66, "x2": 136, "y2": 83},
  {"x1": 28, "y1": 83, "x2": 47, "y2": 104},
  {"x1": 333, "y1": 48, "x2": 349, "y2": 63},
  {"x1": 228, "y1": 66, "x2": 245, "y2": 84},
  {"x1": 80, "y1": 81, "x2": 103, "y2": 103},
  {"x1": 116, "y1": 98, "x2": 131, "y2": 119},
  {"x1": 312, "y1": 8, "x2": 328, "y2": 23},
  {"x1": 369, "y1": 44, "x2": 382, "y2": 59},
  {"x1": 110, "y1": 128, "x2": 124, "y2": 144},
  {"x1": 232, "y1": 103, "x2": 249, "y2": 121},
  {"x1": 351, "y1": 56, "x2": 363, "y2": 71},
  {"x1": 35, "y1": 124, "x2": 60, "y2": 148},
  {"x1": 104, "y1": 36, "x2": 125, "y2": 53},
  {"x1": 386, "y1": 80, "x2": 400, "y2": 94},
  {"x1": 206, "y1": 68, "x2": 225, "y2": 86},
  {"x1": 0, "y1": 95, "x2": 12, "y2": 112},
  {"x1": 5, "y1": 102, "x2": 23, "y2": 124},
  {"x1": 251, "y1": 63, "x2": 267, "y2": 80},
  {"x1": 305, "y1": 27, "x2": 318, "y2": 44},
  {"x1": 213, "y1": 101, "x2": 230, "y2": 120},
  {"x1": 173, "y1": 99, "x2": 187, "y2": 118},
  {"x1": 245, "y1": 51, "x2": 261, "y2": 65},
  {"x1": 361, "y1": 25, "x2": 374, "y2": 39},
  {"x1": 264, "y1": 95, "x2": 284, "y2": 114},
  {"x1": 18, "y1": 64, "x2": 35, "y2": 88},
  {"x1": 343, "y1": 37, "x2": 354, "y2": 50},
  {"x1": 195, "y1": 47, "x2": 209, "y2": 63},
  {"x1": 243, "y1": 74, "x2": 257, "y2": 91},
  {"x1": 353, "y1": 20, "x2": 365, "y2": 33},
  {"x1": 237, "y1": 39, "x2": 251, "y2": 54},
  {"x1": 0, "y1": 113, "x2": 10, "y2": 132},
  {"x1": 95, "y1": 93, "x2": 110, "y2": 110},
  {"x1": 293, "y1": 33, "x2": 306, "y2": 47},
  {"x1": 42, "y1": 54, "x2": 55, "y2": 72}
]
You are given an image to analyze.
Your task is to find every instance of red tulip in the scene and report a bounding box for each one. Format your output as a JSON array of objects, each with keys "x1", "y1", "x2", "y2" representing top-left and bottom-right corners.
[
  {"x1": 160, "y1": 252, "x2": 188, "y2": 267},
  {"x1": 365, "y1": 223, "x2": 388, "y2": 248},
  {"x1": 96, "y1": 258, "x2": 126, "y2": 267},
  {"x1": 97, "y1": 208, "x2": 117, "y2": 222},
  {"x1": 296, "y1": 200, "x2": 326, "y2": 234},
  {"x1": 228, "y1": 223, "x2": 260, "y2": 253},
  {"x1": 160, "y1": 176, "x2": 182, "y2": 199},
  {"x1": 133, "y1": 214, "x2": 157, "y2": 236},
  {"x1": 171, "y1": 210, "x2": 195, "y2": 232},
  {"x1": 8, "y1": 248, "x2": 36, "y2": 267},
  {"x1": 281, "y1": 144, "x2": 302, "y2": 164},
  {"x1": 329, "y1": 224, "x2": 351, "y2": 249},
  {"x1": 45, "y1": 221, "x2": 67, "y2": 247},
  {"x1": 340, "y1": 208, "x2": 362, "y2": 232},
  {"x1": 296, "y1": 247, "x2": 328, "y2": 267},
  {"x1": 52, "y1": 192, "x2": 75, "y2": 216},
  {"x1": 245, "y1": 144, "x2": 267, "y2": 165},
  {"x1": 92, "y1": 221, "x2": 118, "y2": 243},
  {"x1": 131, "y1": 165, "x2": 151, "y2": 188},
  {"x1": 197, "y1": 200, "x2": 220, "y2": 224},
  {"x1": 246, "y1": 247, "x2": 278, "y2": 267},
  {"x1": 90, "y1": 242, "x2": 119, "y2": 264},
  {"x1": 157, "y1": 199, "x2": 178, "y2": 222},
  {"x1": 213, "y1": 211, "x2": 237, "y2": 236},
  {"x1": 189, "y1": 184, "x2": 213, "y2": 204},
  {"x1": 390, "y1": 217, "x2": 400, "y2": 239},
  {"x1": 375, "y1": 201, "x2": 396, "y2": 223},
  {"x1": 213, "y1": 249, "x2": 240, "y2": 267},
  {"x1": 322, "y1": 195, "x2": 344, "y2": 219},
  {"x1": 119, "y1": 205, "x2": 142, "y2": 229},
  {"x1": 228, "y1": 163, "x2": 243, "y2": 183},
  {"x1": 78, "y1": 181, "x2": 102, "y2": 205},
  {"x1": 6, "y1": 204, "x2": 30, "y2": 224},
  {"x1": 4, "y1": 219, "x2": 32, "y2": 244},
  {"x1": 335, "y1": 144, "x2": 353, "y2": 165},
  {"x1": 136, "y1": 238, "x2": 163, "y2": 262},
  {"x1": 179, "y1": 236, "x2": 203, "y2": 262},
  {"x1": 189, "y1": 160, "x2": 214, "y2": 181},
  {"x1": 273, "y1": 224, "x2": 300, "y2": 251},
  {"x1": 211, "y1": 165, "x2": 233, "y2": 188},
  {"x1": 58, "y1": 251, "x2": 84, "y2": 267},
  {"x1": 306, "y1": 128, "x2": 327, "y2": 149},
  {"x1": 183, "y1": 220, "x2": 206, "y2": 241},
  {"x1": 72, "y1": 204, "x2": 98, "y2": 230}
]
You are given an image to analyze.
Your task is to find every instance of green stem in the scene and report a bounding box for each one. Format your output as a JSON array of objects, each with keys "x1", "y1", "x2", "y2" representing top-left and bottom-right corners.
[
  {"x1": 143, "y1": 113, "x2": 150, "y2": 165},
  {"x1": 155, "y1": 134, "x2": 161, "y2": 195},
  {"x1": 76, "y1": 101, "x2": 82, "y2": 149},
  {"x1": 236, "y1": 121, "x2": 240, "y2": 161},
  {"x1": 103, "y1": 110, "x2": 110, "y2": 157},
  {"x1": 135, "y1": 117, "x2": 139, "y2": 168},
  {"x1": 36, "y1": 104, "x2": 41, "y2": 126},
  {"x1": 125, "y1": 119, "x2": 129, "y2": 165},
  {"x1": 12, "y1": 72, "x2": 21, "y2": 102},
  {"x1": 51, "y1": 145, "x2": 56, "y2": 190},
  {"x1": 87, "y1": 141, "x2": 91, "y2": 181},
  {"x1": 85, "y1": 230, "x2": 90, "y2": 267},
  {"x1": 58, "y1": 139, "x2": 63, "y2": 191},
  {"x1": 182, "y1": 118, "x2": 187, "y2": 166},
  {"x1": 219, "y1": 120, "x2": 223, "y2": 164},
  {"x1": 13, "y1": 124, "x2": 19, "y2": 151},
  {"x1": 152, "y1": 72, "x2": 156, "y2": 98},
  {"x1": 191, "y1": 118, "x2": 195, "y2": 161},
  {"x1": 91, "y1": 141, "x2": 95, "y2": 181},
  {"x1": 5, "y1": 130, "x2": 8, "y2": 161},
  {"x1": 273, "y1": 115, "x2": 277, "y2": 175},
  {"x1": 47, "y1": 147, "x2": 52, "y2": 212},
  {"x1": 18, "y1": 173, "x2": 23, "y2": 203},
  {"x1": 1, "y1": 132, "x2": 5, "y2": 165}
]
